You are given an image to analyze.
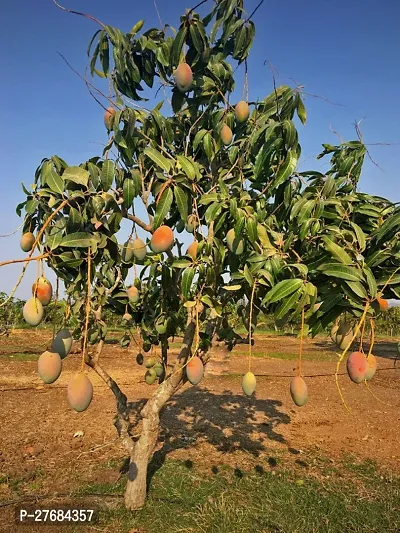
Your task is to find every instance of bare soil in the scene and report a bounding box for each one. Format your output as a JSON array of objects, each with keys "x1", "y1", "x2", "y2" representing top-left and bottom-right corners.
[{"x1": 0, "y1": 329, "x2": 399, "y2": 531}]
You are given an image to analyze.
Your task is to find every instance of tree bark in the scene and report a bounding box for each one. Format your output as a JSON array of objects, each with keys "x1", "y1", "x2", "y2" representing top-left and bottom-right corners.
[{"x1": 123, "y1": 313, "x2": 196, "y2": 510}]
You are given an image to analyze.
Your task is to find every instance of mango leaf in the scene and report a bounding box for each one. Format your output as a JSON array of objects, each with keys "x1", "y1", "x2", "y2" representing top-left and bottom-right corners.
[
  {"x1": 144, "y1": 147, "x2": 172, "y2": 172},
  {"x1": 174, "y1": 185, "x2": 189, "y2": 221},
  {"x1": 182, "y1": 267, "x2": 195, "y2": 300},
  {"x1": 296, "y1": 94, "x2": 307, "y2": 125},
  {"x1": 170, "y1": 27, "x2": 187, "y2": 68},
  {"x1": 243, "y1": 264, "x2": 254, "y2": 286},
  {"x1": 349, "y1": 221, "x2": 366, "y2": 251},
  {"x1": 101, "y1": 160, "x2": 114, "y2": 191},
  {"x1": 63, "y1": 166, "x2": 89, "y2": 187},
  {"x1": 322, "y1": 236, "x2": 353, "y2": 265},
  {"x1": 177, "y1": 155, "x2": 197, "y2": 180},
  {"x1": 60, "y1": 232, "x2": 94, "y2": 248},
  {"x1": 363, "y1": 267, "x2": 377, "y2": 298},
  {"x1": 153, "y1": 187, "x2": 173, "y2": 229},
  {"x1": 274, "y1": 287, "x2": 302, "y2": 320},
  {"x1": 172, "y1": 259, "x2": 192, "y2": 268},
  {"x1": 223, "y1": 284, "x2": 242, "y2": 291},
  {"x1": 123, "y1": 178, "x2": 135, "y2": 207},
  {"x1": 317, "y1": 263, "x2": 363, "y2": 282},
  {"x1": 273, "y1": 151, "x2": 298, "y2": 188},
  {"x1": 263, "y1": 278, "x2": 303, "y2": 305},
  {"x1": 345, "y1": 280, "x2": 369, "y2": 300}
]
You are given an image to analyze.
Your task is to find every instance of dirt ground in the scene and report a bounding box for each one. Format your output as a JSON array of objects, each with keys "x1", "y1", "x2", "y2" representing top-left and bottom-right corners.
[{"x1": 0, "y1": 329, "x2": 399, "y2": 531}]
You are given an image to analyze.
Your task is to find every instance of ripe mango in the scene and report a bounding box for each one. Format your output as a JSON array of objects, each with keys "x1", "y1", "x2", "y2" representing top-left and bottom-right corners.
[
  {"x1": 186, "y1": 356, "x2": 204, "y2": 385},
  {"x1": 127, "y1": 286, "x2": 140, "y2": 303},
  {"x1": 235, "y1": 101, "x2": 250, "y2": 123},
  {"x1": 175, "y1": 63, "x2": 193, "y2": 92},
  {"x1": 242, "y1": 371, "x2": 256, "y2": 396},
  {"x1": 67, "y1": 373, "x2": 93, "y2": 412},
  {"x1": 38, "y1": 351, "x2": 62, "y2": 384},
  {"x1": 346, "y1": 351, "x2": 368, "y2": 383},
  {"x1": 220, "y1": 124, "x2": 233, "y2": 146},
  {"x1": 32, "y1": 277, "x2": 52, "y2": 306},
  {"x1": 290, "y1": 376, "x2": 308, "y2": 406},
  {"x1": 150, "y1": 225, "x2": 174, "y2": 253},
  {"x1": 23, "y1": 297, "x2": 44, "y2": 326},
  {"x1": 187, "y1": 241, "x2": 198, "y2": 260}
]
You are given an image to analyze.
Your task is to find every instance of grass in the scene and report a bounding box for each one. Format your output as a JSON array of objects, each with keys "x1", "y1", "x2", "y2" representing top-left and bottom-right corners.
[
  {"x1": 0, "y1": 352, "x2": 39, "y2": 361},
  {"x1": 237, "y1": 350, "x2": 338, "y2": 362},
  {"x1": 74, "y1": 456, "x2": 400, "y2": 533}
]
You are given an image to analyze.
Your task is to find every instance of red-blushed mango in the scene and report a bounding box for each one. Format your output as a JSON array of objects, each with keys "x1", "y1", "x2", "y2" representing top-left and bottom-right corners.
[
  {"x1": 20, "y1": 232, "x2": 35, "y2": 252},
  {"x1": 145, "y1": 368, "x2": 157, "y2": 385},
  {"x1": 373, "y1": 297, "x2": 389, "y2": 312},
  {"x1": 346, "y1": 351, "x2": 368, "y2": 384},
  {"x1": 121, "y1": 239, "x2": 135, "y2": 262},
  {"x1": 127, "y1": 286, "x2": 140, "y2": 303},
  {"x1": 235, "y1": 101, "x2": 250, "y2": 123},
  {"x1": 150, "y1": 225, "x2": 174, "y2": 253},
  {"x1": 51, "y1": 329, "x2": 73, "y2": 359},
  {"x1": 37, "y1": 351, "x2": 62, "y2": 384},
  {"x1": 290, "y1": 376, "x2": 308, "y2": 407},
  {"x1": 226, "y1": 228, "x2": 244, "y2": 255},
  {"x1": 187, "y1": 241, "x2": 198, "y2": 260},
  {"x1": 67, "y1": 373, "x2": 93, "y2": 412},
  {"x1": 175, "y1": 63, "x2": 193, "y2": 92},
  {"x1": 186, "y1": 356, "x2": 204, "y2": 385},
  {"x1": 220, "y1": 124, "x2": 233, "y2": 146},
  {"x1": 132, "y1": 237, "x2": 147, "y2": 261},
  {"x1": 242, "y1": 371, "x2": 256, "y2": 396},
  {"x1": 32, "y1": 277, "x2": 53, "y2": 306},
  {"x1": 104, "y1": 106, "x2": 116, "y2": 130},
  {"x1": 365, "y1": 353, "x2": 377, "y2": 381},
  {"x1": 23, "y1": 297, "x2": 44, "y2": 326}
]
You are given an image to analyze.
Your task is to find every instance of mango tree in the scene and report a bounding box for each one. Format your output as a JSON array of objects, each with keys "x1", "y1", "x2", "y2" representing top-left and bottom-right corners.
[{"x1": 7, "y1": 0, "x2": 400, "y2": 510}]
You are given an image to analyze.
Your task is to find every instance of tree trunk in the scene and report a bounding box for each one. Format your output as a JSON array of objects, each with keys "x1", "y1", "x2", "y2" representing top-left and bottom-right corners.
[
  {"x1": 123, "y1": 313, "x2": 197, "y2": 510},
  {"x1": 124, "y1": 414, "x2": 159, "y2": 510}
]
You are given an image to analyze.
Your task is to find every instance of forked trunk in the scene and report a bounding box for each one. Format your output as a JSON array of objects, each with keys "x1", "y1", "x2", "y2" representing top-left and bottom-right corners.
[{"x1": 124, "y1": 415, "x2": 159, "y2": 510}]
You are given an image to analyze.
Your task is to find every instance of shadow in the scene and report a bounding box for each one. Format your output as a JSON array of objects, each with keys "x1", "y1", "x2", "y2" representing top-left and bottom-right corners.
[
  {"x1": 314, "y1": 339, "x2": 399, "y2": 360},
  {"x1": 119, "y1": 387, "x2": 290, "y2": 494}
]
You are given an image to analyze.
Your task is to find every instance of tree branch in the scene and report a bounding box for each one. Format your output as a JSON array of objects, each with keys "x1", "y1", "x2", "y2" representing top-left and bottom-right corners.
[{"x1": 52, "y1": 0, "x2": 105, "y2": 28}]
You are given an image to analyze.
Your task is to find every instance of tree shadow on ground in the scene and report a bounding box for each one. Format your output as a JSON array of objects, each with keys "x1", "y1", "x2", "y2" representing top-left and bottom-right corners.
[
  {"x1": 314, "y1": 339, "x2": 399, "y2": 360},
  {"x1": 120, "y1": 387, "x2": 290, "y2": 493}
]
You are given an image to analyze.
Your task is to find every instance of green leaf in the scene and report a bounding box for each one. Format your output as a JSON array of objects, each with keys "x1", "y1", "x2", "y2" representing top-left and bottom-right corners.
[
  {"x1": 182, "y1": 267, "x2": 195, "y2": 300},
  {"x1": 205, "y1": 202, "x2": 222, "y2": 224},
  {"x1": 67, "y1": 207, "x2": 83, "y2": 232},
  {"x1": 144, "y1": 147, "x2": 172, "y2": 172},
  {"x1": 170, "y1": 27, "x2": 187, "y2": 68},
  {"x1": 101, "y1": 160, "x2": 115, "y2": 191},
  {"x1": 174, "y1": 186, "x2": 189, "y2": 221},
  {"x1": 263, "y1": 279, "x2": 303, "y2": 305},
  {"x1": 246, "y1": 217, "x2": 258, "y2": 245},
  {"x1": 363, "y1": 267, "x2": 377, "y2": 298},
  {"x1": 223, "y1": 284, "x2": 242, "y2": 291},
  {"x1": 153, "y1": 187, "x2": 173, "y2": 229},
  {"x1": 345, "y1": 280, "x2": 368, "y2": 300},
  {"x1": 177, "y1": 155, "x2": 197, "y2": 180},
  {"x1": 60, "y1": 232, "x2": 94, "y2": 248},
  {"x1": 349, "y1": 222, "x2": 366, "y2": 252},
  {"x1": 189, "y1": 23, "x2": 204, "y2": 54},
  {"x1": 130, "y1": 20, "x2": 144, "y2": 36},
  {"x1": 243, "y1": 264, "x2": 254, "y2": 287},
  {"x1": 274, "y1": 287, "x2": 302, "y2": 320},
  {"x1": 63, "y1": 166, "x2": 89, "y2": 187},
  {"x1": 45, "y1": 166, "x2": 64, "y2": 194},
  {"x1": 172, "y1": 259, "x2": 192, "y2": 268},
  {"x1": 322, "y1": 236, "x2": 353, "y2": 265},
  {"x1": 273, "y1": 151, "x2": 298, "y2": 188},
  {"x1": 296, "y1": 95, "x2": 307, "y2": 125},
  {"x1": 317, "y1": 263, "x2": 363, "y2": 282},
  {"x1": 123, "y1": 178, "x2": 135, "y2": 207}
]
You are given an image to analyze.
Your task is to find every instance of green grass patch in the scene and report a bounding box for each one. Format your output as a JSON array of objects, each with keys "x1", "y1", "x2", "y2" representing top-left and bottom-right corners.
[
  {"x1": 0, "y1": 352, "x2": 39, "y2": 361},
  {"x1": 81, "y1": 456, "x2": 400, "y2": 533},
  {"x1": 233, "y1": 350, "x2": 337, "y2": 362}
]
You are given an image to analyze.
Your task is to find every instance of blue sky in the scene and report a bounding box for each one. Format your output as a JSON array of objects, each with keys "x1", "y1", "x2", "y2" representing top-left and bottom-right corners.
[{"x1": 1, "y1": 0, "x2": 400, "y2": 300}]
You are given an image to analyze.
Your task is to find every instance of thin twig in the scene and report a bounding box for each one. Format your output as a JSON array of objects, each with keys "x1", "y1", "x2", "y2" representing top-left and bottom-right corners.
[
  {"x1": 246, "y1": 0, "x2": 265, "y2": 21},
  {"x1": 0, "y1": 253, "x2": 50, "y2": 268},
  {"x1": 52, "y1": 0, "x2": 105, "y2": 28},
  {"x1": 355, "y1": 118, "x2": 384, "y2": 172}
]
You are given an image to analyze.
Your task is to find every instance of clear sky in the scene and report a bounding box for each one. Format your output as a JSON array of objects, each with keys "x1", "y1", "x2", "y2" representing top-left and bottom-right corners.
[{"x1": 1, "y1": 0, "x2": 400, "y2": 301}]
